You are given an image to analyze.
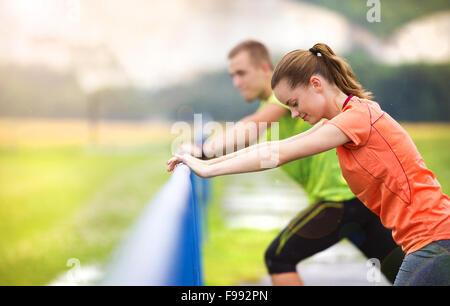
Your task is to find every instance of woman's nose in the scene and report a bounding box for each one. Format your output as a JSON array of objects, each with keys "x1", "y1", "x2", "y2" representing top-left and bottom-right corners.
[{"x1": 291, "y1": 109, "x2": 299, "y2": 119}]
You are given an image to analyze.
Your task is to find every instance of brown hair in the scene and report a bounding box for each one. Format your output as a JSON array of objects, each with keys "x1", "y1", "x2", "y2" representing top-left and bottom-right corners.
[
  {"x1": 271, "y1": 43, "x2": 372, "y2": 99},
  {"x1": 228, "y1": 40, "x2": 274, "y2": 70}
]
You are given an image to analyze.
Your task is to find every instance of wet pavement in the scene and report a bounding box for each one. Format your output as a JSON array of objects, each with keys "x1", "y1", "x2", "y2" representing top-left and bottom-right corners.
[{"x1": 222, "y1": 169, "x2": 391, "y2": 286}]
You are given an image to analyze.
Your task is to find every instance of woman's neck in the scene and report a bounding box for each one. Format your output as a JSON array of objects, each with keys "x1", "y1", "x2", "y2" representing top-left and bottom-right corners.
[{"x1": 326, "y1": 89, "x2": 349, "y2": 119}]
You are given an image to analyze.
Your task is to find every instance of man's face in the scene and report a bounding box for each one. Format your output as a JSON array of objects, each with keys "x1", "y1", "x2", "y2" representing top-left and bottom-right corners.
[{"x1": 228, "y1": 51, "x2": 268, "y2": 102}]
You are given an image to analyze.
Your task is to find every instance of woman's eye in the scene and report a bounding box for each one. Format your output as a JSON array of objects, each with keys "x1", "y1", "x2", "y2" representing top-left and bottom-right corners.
[{"x1": 293, "y1": 103, "x2": 298, "y2": 107}]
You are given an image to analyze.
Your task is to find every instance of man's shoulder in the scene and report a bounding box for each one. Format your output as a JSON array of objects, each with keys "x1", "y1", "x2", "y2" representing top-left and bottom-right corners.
[{"x1": 262, "y1": 93, "x2": 289, "y2": 110}]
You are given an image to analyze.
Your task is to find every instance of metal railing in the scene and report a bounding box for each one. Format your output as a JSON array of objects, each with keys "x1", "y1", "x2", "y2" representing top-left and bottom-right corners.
[{"x1": 101, "y1": 164, "x2": 209, "y2": 285}]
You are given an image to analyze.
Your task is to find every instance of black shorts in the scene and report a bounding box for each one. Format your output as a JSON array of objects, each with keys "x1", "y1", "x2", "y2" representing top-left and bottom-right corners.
[{"x1": 264, "y1": 197, "x2": 405, "y2": 283}]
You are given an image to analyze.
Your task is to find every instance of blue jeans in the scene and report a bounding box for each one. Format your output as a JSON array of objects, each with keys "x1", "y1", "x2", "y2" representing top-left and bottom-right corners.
[{"x1": 394, "y1": 239, "x2": 450, "y2": 286}]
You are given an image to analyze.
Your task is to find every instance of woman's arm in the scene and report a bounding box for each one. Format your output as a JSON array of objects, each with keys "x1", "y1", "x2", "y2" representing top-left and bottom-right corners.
[
  {"x1": 203, "y1": 120, "x2": 325, "y2": 166},
  {"x1": 277, "y1": 123, "x2": 348, "y2": 165},
  {"x1": 167, "y1": 123, "x2": 349, "y2": 178}
]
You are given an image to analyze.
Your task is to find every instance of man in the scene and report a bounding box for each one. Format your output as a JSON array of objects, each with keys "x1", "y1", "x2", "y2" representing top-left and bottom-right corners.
[
  {"x1": 180, "y1": 40, "x2": 287, "y2": 158},
  {"x1": 178, "y1": 40, "x2": 403, "y2": 285}
]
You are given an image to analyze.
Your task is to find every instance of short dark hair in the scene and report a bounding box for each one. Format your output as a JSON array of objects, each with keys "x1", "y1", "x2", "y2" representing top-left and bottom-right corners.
[{"x1": 228, "y1": 40, "x2": 274, "y2": 70}]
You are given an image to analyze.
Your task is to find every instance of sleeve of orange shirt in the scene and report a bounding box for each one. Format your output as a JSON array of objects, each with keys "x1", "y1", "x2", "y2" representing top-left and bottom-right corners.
[{"x1": 324, "y1": 102, "x2": 372, "y2": 149}]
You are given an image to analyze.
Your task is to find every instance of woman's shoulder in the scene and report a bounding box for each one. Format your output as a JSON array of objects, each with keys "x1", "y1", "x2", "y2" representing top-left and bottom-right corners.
[{"x1": 344, "y1": 97, "x2": 385, "y2": 123}]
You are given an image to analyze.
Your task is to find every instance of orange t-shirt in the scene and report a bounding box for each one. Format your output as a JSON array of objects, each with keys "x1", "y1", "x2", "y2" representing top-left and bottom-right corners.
[{"x1": 324, "y1": 97, "x2": 450, "y2": 255}]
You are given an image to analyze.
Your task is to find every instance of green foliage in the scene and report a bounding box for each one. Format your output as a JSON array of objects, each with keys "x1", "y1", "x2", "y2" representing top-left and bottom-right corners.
[
  {"x1": 0, "y1": 65, "x2": 86, "y2": 118},
  {"x1": 153, "y1": 71, "x2": 259, "y2": 121},
  {"x1": 88, "y1": 87, "x2": 155, "y2": 120},
  {"x1": 0, "y1": 58, "x2": 449, "y2": 122},
  {"x1": 151, "y1": 57, "x2": 450, "y2": 122},
  {"x1": 0, "y1": 64, "x2": 258, "y2": 122},
  {"x1": 345, "y1": 50, "x2": 450, "y2": 121}
]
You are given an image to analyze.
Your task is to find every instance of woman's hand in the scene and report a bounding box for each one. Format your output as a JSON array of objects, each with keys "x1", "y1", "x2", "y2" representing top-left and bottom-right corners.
[{"x1": 166, "y1": 153, "x2": 211, "y2": 178}]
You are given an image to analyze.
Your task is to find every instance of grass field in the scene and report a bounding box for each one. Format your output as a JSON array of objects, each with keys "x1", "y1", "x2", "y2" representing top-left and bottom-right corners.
[
  {"x1": 203, "y1": 177, "x2": 280, "y2": 286},
  {"x1": 0, "y1": 119, "x2": 173, "y2": 285},
  {"x1": 402, "y1": 123, "x2": 450, "y2": 194},
  {"x1": 0, "y1": 119, "x2": 448, "y2": 285}
]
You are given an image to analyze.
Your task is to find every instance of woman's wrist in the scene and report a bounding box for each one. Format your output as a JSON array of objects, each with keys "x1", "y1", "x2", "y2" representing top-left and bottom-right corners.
[{"x1": 204, "y1": 163, "x2": 217, "y2": 178}]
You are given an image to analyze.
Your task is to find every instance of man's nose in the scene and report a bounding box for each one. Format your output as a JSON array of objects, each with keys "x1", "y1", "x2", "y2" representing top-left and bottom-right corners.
[{"x1": 233, "y1": 77, "x2": 242, "y2": 89}]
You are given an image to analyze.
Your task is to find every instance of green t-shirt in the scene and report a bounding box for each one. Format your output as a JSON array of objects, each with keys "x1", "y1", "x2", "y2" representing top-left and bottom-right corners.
[{"x1": 259, "y1": 93, "x2": 354, "y2": 204}]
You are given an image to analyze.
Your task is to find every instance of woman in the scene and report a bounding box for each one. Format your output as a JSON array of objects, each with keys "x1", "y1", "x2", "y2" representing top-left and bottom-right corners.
[
  {"x1": 167, "y1": 43, "x2": 450, "y2": 285},
  {"x1": 261, "y1": 93, "x2": 404, "y2": 286}
]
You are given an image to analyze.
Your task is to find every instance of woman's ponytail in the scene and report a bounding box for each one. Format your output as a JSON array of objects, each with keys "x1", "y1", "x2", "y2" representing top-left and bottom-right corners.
[{"x1": 272, "y1": 43, "x2": 373, "y2": 99}]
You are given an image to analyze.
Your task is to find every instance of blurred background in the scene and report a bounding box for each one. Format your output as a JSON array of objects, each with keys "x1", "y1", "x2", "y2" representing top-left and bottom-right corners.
[{"x1": 0, "y1": 0, "x2": 449, "y2": 285}]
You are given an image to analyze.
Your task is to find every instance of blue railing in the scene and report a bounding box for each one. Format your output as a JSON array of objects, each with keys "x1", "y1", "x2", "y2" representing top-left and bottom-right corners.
[{"x1": 102, "y1": 164, "x2": 209, "y2": 285}]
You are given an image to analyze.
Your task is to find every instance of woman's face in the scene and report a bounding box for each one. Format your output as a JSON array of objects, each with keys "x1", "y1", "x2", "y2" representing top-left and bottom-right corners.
[{"x1": 273, "y1": 77, "x2": 327, "y2": 125}]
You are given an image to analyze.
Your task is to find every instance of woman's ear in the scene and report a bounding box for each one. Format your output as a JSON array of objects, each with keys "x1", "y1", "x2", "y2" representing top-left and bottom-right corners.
[{"x1": 310, "y1": 75, "x2": 323, "y2": 92}]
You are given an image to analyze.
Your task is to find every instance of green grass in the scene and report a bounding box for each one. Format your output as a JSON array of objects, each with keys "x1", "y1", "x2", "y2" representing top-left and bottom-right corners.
[
  {"x1": 203, "y1": 124, "x2": 450, "y2": 285},
  {"x1": 0, "y1": 142, "x2": 171, "y2": 285},
  {"x1": 404, "y1": 124, "x2": 450, "y2": 194},
  {"x1": 202, "y1": 176, "x2": 280, "y2": 286}
]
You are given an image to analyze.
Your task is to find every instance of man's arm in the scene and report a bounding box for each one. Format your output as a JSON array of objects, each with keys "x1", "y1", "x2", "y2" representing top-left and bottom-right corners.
[
  {"x1": 167, "y1": 123, "x2": 350, "y2": 178},
  {"x1": 203, "y1": 120, "x2": 323, "y2": 166},
  {"x1": 202, "y1": 102, "x2": 288, "y2": 158}
]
